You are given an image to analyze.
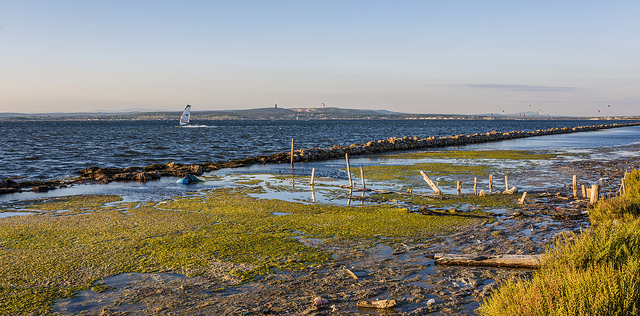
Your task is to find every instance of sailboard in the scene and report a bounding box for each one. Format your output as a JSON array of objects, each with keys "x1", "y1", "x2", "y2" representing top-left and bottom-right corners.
[{"x1": 179, "y1": 104, "x2": 191, "y2": 126}]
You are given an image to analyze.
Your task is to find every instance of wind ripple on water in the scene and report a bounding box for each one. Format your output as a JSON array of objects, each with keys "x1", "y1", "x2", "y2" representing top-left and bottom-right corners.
[{"x1": 1, "y1": 119, "x2": 638, "y2": 181}]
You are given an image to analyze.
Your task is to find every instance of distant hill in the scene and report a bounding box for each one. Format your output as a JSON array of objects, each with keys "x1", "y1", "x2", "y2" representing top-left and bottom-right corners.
[{"x1": 1, "y1": 107, "x2": 636, "y2": 121}]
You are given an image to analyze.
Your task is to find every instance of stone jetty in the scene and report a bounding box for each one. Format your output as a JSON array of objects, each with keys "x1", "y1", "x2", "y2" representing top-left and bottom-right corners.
[
  {"x1": 263, "y1": 122, "x2": 640, "y2": 163},
  {"x1": 1, "y1": 122, "x2": 639, "y2": 194}
]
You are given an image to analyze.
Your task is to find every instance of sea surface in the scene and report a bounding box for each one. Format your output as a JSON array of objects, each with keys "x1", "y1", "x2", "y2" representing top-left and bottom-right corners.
[{"x1": 1, "y1": 119, "x2": 639, "y2": 181}]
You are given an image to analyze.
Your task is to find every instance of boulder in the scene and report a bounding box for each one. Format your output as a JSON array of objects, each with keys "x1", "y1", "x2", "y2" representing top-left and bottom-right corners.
[
  {"x1": 0, "y1": 178, "x2": 17, "y2": 188},
  {"x1": 135, "y1": 172, "x2": 160, "y2": 182}
]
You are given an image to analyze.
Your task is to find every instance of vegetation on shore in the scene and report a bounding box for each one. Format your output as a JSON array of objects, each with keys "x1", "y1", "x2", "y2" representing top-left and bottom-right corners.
[
  {"x1": 479, "y1": 170, "x2": 640, "y2": 316},
  {"x1": 0, "y1": 186, "x2": 482, "y2": 314}
]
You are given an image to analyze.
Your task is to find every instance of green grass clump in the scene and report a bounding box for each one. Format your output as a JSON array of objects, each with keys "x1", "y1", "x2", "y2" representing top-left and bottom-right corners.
[
  {"x1": 624, "y1": 170, "x2": 640, "y2": 200},
  {"x1": 590, "y1": 170, "x2": 640, "y2": 226},
  {"x1": 480, "y1": 259, "x2": 640, "y2": 315},
  {"x1": 479, "y1": 170, "x2": 640, "y2": 316},
  {"x1": 589, "y1": 196, "x2": 640, "y2": 226},
  {"x1": 480, "y1": 223, "x2": 640, "y2": 316}
]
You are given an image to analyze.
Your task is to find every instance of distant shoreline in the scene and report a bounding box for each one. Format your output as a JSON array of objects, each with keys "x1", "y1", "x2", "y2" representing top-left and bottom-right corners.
[{"x1": 1, "y1": 106, "x2": 638, "y2": 121}]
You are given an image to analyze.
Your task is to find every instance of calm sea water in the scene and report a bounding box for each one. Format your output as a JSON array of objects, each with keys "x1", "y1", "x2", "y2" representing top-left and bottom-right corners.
[{"x1": 1, "y1": 119, "x2": 638, "y2": 181}]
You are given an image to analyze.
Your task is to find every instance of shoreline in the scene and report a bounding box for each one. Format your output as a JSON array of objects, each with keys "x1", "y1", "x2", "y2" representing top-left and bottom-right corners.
[
  {"x1": 1, "y1": 122, "x2": 639, "y2": 195},
  {"x1": 1, "y1": 137, "x2": 640, "y2": 314}
]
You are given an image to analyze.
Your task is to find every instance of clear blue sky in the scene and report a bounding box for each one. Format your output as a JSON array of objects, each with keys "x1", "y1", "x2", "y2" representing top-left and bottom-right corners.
[{"x1": 1, "y1": 1, "x2": 638, "y2": 116}]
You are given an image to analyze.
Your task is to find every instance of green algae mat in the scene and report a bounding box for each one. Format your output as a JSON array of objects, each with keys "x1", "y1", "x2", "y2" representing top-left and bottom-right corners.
[{"x1": 0, "y1": 188, "x2": 483, "y2": 315}]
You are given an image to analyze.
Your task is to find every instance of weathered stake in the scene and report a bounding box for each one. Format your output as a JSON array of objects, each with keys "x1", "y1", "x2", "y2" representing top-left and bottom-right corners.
[
  {"x1": 572, "y1": 175, "x2": 577, "y2": 199},
  {"x1": 590, "y1": 184, "x2": 599, "y2": 205},
  {"x1": 345, "y1": 153, "x2": 352, "y2": 187},
  {"x1": 290, "y1": 138, "x2": 294, "y2": 166},
  {"x1": 360, "y1": 164, "x2": 366, "y2": 189},
  {"x1": 582, "y1": 185, "x2": 586, "y2": 199},
  {"x1": 473, "y1": 177, "x2": 478, "y2": 196},
  {"x1": 489, "y1": 175, "x2": 493, "y2": 194},
  {"x1": 457, "y1": 181, "x2": 462, "y2": 196},
  {"x1": 505, "y1": 175, "x2": 509, "y2": 191},
  {"x1": 419, "y1": 170, "x2": 442, "y2": 194},
  {"x1": 310, "y1": 167, "x2": 316, "y2": 186}
]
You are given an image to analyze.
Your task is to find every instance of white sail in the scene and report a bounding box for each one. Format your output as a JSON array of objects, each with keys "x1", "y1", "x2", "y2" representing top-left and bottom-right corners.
[{"x1": 179, "y1": 104, "x2": 191, "y2": 126}]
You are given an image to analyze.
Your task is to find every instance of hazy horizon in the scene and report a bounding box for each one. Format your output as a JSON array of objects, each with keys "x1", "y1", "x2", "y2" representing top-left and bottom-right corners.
[{"x1": 1, "y1": 1, "x2": 638, "y2": 116}]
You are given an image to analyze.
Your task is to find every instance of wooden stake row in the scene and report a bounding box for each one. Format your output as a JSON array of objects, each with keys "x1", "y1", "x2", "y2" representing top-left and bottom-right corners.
[{"x1": 304, "y1": 148, "x2": 605, "y2": 205}]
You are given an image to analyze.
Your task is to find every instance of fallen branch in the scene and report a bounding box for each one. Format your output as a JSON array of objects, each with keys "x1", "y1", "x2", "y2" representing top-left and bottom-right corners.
[
  {"x1": 344, "y1": 268, "x2": 359, "y2": 281},
  {"x1": 433, "y1": 253, "x2": 542, "y2": 269}
]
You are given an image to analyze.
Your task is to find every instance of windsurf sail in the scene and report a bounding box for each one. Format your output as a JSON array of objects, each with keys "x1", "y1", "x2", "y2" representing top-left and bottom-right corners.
[{"x1": 179, "y1": 104, "x2": 191, "y2": 126}]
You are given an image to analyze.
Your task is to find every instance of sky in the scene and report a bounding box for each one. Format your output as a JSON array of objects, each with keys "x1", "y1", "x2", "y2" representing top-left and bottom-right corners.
[{"x1": 0, "y1": 1, "x2": 639, "y2": 116}]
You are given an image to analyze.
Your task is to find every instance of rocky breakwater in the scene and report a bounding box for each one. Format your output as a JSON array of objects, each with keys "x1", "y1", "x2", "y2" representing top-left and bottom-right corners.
[
  {"x1": 0, "y1": 162, "x2": 217, "y2": 195},
  {"x1": 76, "y1": 162, "x2": 211, "y2": 183},
  {"x1": 263, "y1": 122, "x2": 640, "y2": 164}
]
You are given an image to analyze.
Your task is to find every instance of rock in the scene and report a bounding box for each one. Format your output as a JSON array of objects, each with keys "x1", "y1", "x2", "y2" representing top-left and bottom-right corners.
[
  {"x1": 0, "y1": 178, "x2": 17, "y2": 188},
  {"x1": 314, "y1": 297, "x2": 329, "y2": 307},
  {"x1": 0, "y1": 187, "x2": 20, "y2": 194},
  {"x1": 480, "y1": 282, "x2": 498, "y2": 296},
  {"x1": 357, "y1": 299, "x2": 397, "y2": 309},
  {"x1": 188, "y1": 164, "x2": 203, "y2": 175},
  {"x1": 122, "y1": 166, "x2": 143, "y2": 173},
  {"x1": 113, "y1": 173, "x2": 135, "y2": 181},
  {"x1": 135, "y1": 172, "x2": 160, "y2": 182},
  {"x1": 32, "y1": 185, "x2": 53, "y2": 193}
]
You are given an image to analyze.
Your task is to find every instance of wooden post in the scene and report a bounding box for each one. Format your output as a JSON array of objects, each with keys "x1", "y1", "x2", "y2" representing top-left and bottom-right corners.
[
  {"x1": 290, "y1": 139, "x2": 294, "y2": 166},
  {"x1": 590, "y1": 185, "x2": 599, "y2": 205},
  {"x1": 310, "y1": 167, "x2": 316, "y2": 186},
  {"x1": 518, "y1": 192, "x2": 527, "y2": 205},
  {"x1": 505, "y1": 175, "x2": 509, "y2": 192},
  {"x1": 457, "y1": 181, "x2": 462, "y2": 196},
  {"x1": 489, "y1": 175, "x2": 493, "y2": 194},
  {"x1": 473, "y1": 177, "x2": 477, "y2": 196},
  {"x1": 345, "y1": 153, "x2": 352, "y2": 187},
  {"x1": 582, "y1": 185, "x2": 586, "y2": 199},
  {"x1": 360, "y1": 165, "x2": 366, "y2": 189},
  {"x1": 572, "y1": 175, "x2": 577, "y2": 199},
  {"x1": 419, "y1": 170, "x2": 442, "y2": 194}
]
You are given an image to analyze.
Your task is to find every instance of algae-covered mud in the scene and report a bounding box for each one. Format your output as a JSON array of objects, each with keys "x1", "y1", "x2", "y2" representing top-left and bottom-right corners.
[{"x1": 1, "y1": 144, "x2": 640, "y2": 315}]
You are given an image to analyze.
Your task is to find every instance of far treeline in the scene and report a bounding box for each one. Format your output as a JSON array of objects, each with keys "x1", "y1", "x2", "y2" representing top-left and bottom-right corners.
[{"x1": 2, "y1": 107, "x2": 639, "y2": 121}]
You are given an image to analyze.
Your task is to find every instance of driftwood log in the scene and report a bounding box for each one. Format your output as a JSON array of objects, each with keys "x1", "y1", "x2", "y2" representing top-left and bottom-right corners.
[{"x1": 433, "y1": 253, "x2": 542, "y2": 269}]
